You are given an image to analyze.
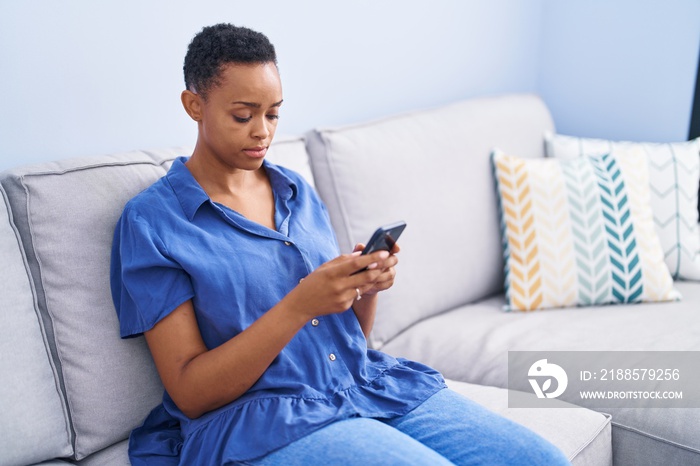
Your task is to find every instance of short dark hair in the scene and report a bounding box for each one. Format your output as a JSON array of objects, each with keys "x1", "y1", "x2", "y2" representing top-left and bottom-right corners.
[{"x1": 183, "y1": 23, "x2": 277, "y2": 98}]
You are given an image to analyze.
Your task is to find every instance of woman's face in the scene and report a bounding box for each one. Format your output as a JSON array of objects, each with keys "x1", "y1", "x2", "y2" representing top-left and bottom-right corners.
[{"x1": 194, "y1": 62, "x2": 283, "y2": 171}]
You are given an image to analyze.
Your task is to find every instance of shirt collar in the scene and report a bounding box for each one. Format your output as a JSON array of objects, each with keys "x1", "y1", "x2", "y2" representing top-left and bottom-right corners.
[
  {"x1": 265, "y1": 159, "x2": 298, "y2": 203},
  {"x1": 166, "y1": 157, "x2": 298, "y2": 222}
]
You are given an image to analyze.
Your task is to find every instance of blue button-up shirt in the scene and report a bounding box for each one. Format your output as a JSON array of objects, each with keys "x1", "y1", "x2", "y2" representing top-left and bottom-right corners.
[{"x1": 111, "y1": 157, "x2": 445, "y2": 464}]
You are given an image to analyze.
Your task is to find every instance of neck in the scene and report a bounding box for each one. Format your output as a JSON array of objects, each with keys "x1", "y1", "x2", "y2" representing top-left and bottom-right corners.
[{"x1": 185, "y1": 146, "x2": 265, "y2": 199}]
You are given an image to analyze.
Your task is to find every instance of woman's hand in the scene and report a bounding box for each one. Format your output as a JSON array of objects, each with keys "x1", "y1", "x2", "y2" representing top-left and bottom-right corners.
[
  {"x1": 287, "y1": 249, "x2": 392, "y2": 321},
  {"x1": 351, "y1": 243, "x2": 400, "y2": 297},
  {"x1": 348, "y1": 243, "x2": 399, "y2": 338}
]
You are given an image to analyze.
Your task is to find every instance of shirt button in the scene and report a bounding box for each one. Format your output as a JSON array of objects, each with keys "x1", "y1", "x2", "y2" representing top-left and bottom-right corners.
[
  {"x1": 329, "y1": 353, "x2": 336, "y2": 361},
  {"x1": 311, "y1": 318, "x2": 319, "y2": 327},
  {"x1": 284, "y1": 241, "x2": 291, "y2": 246},
  {"x1": 299, "y1": 278, "x2": 305, "y2": 284}
]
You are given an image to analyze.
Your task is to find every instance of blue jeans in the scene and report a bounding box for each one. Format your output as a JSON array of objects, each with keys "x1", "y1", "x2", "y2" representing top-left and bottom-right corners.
[{"x1": 240, "y1": 388, "x2": 571, "y2": 465}]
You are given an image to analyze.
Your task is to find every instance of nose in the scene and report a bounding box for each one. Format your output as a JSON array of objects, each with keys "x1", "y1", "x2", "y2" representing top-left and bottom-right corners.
[{"x1": 250, "y1": 115, "x2": 271, "y2": 140}]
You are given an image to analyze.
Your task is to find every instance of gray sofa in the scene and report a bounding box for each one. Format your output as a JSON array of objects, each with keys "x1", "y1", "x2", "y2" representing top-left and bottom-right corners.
[{"x1": 1, "y1": 93, "x2": 696, "y2": 465}]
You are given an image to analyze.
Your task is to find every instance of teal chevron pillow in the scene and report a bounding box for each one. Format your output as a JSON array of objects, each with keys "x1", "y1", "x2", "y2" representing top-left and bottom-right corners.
[
  {"x1": 546, "y1": 133, "x2": 700, "y2": 281},
  {"x1": 492, "y1": 149, "x2": 680, "y2": 311}
]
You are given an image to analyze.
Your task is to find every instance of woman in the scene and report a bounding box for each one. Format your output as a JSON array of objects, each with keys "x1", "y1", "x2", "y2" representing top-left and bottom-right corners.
[{"x1": 111, "y1": 23, "x2": 570, "y2": 465}]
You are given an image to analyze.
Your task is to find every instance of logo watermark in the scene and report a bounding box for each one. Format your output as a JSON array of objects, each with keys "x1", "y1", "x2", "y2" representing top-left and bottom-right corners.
[
  {"x1": 528, "y1": 359, "x2": 568, "y2": 399},
  {"x1": 508, "y1": 351, "x2": 700, "y2": 408}
]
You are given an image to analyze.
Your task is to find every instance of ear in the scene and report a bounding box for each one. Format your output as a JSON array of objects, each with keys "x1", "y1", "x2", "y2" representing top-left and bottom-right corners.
[{"x1": 181, "y1": 90, "x2": 203, "y2": 122}]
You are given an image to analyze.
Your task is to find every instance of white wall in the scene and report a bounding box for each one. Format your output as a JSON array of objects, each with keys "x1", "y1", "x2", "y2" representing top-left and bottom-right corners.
[
  {"x1": 0, "y1": 0, "x2": 543, "y2": 170},
  {"x1": 538, "y1": 0, "x2": 700, "y2": 142},
  {"x1": 1, "y1": 1, "x2": 698, "y2": 171}
]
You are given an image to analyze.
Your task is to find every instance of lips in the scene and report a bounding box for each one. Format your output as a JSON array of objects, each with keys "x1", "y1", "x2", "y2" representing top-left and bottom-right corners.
[{"x1": 243, "y1": 147, "x2": 267, "y2": 158}]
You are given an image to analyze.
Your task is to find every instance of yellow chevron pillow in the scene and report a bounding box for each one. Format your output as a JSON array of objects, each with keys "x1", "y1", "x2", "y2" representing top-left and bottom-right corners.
[{"x1": 492, "y1": 149, "x2": 680, "y2": 312}]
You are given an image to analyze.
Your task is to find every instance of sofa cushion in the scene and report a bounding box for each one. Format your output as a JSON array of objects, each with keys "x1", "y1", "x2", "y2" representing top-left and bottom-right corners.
[
  {"x1": 604, "y1": 406, "x2": 700, "y2": 466},
  {"x1": 492, "y1": 149, "x2": 678, "y2": 310},
  {"x1": 265, "y1": 135, "x2": 316, "y2": 187},
  {"x1": 306, "y1": 94, "x2": 555, "y2": 347},
  {"x1": 60, "y1": 384, "x2": 613, "y2": 466},
  {"x1": 75, "y1": 440, "x2": 128, "y2": 466},
  {"x1": 382, "y1": 281, "x2": 700, "y2": 466},
  {"x1": 0, "y1": 186, "x2": 73, "y2": 466},
  {"x1": 445, "y1": 380, "x2": 612, "y2": 465},
  {"x1": 0, "y1": 138, "x2": 315, "y2": 460},
  {"x1": 32, "y1": 462, "x2": 75, "y2": 465},
  {"x1": 545, "y1": 134, "x2": 700, "y2": 281},
  {"x1": 0, "y1": 152, "x2": 175, "y2": 459}
]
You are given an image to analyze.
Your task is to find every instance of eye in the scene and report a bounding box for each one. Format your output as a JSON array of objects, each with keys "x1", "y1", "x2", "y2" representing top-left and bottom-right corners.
[
  {"x1": 266, "y1": 114, "x2": 280, "y2": 121},
  {"x1": 233, "y1": 116, "x2": 252, "y2": 123}
]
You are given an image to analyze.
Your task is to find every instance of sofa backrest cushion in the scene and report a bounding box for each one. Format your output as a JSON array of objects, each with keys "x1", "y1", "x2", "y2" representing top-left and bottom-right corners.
[
  {"x1": 0, "y1": 151, "x2": 176, "y2": 460},
  {"x1": 0, "y1": 136, "x2": 313, "y2": 460},
  {"x1": 306, "y1": 94, "x2": 555, "y2": 347},
  {"x1": 265, "y1": 135, "x2": 316, "y2": 187},
  {"x1": 0, "y1": 186, "x2": 73, "y2": 466}
]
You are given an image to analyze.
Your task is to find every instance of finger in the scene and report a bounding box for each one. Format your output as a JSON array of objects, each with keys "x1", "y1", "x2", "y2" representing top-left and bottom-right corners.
[
  {"x1": 341, "y1": 250, "x2": 390, "y2": 276},
  {"x1": 361, "y1": 277, "x2": 393, "y2": 296},
  {"x1": 390, "y1": 243, "x2": 401, "y2": 254},
  {"x1": 367, "y1": 281, "x2": 390, "y2": 294},
  {"x1": 366, "y1": 249, "x2": 391, "y2": 262},
  {"x1": 348, "y1": 267, "x2": 385, "y2": 289},
  {"x1": 373, "y1": 268, "x2": 396, "y2": 286},
  {"x1": 353, "y1": 243, "x2": 366, "y2": 253},
  {"x1": 380, "y1": 254, "x2": 399, "y2": 270},
  {"x1": 367, "y1": 254, "x2": 398, "y2": 274}
]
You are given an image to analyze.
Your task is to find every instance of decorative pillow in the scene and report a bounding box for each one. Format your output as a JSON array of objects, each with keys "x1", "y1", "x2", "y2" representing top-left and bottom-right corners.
[
  {"x1": 492, "y1": 149, "x2": 680, "y2": 311},
  {"x1": 545, "y1": 133, "x2": 700, "y2": 281}
]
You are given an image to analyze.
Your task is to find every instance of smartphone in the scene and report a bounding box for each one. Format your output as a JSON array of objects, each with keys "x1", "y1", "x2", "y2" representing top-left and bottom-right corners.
[
  {"x1": 351, "y1": 221, "x2": 406, "y2": 274},
  {"x1": 361, "y1": 221, "x2": 407, "y2": 255}
]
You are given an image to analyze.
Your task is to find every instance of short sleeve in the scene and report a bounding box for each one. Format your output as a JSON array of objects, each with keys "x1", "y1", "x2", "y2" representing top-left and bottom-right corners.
[{"x1": 110, "y1": 208, "x2": 195, "y2": 338}]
